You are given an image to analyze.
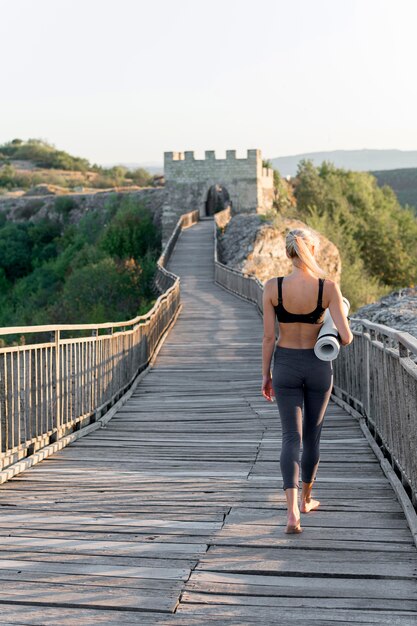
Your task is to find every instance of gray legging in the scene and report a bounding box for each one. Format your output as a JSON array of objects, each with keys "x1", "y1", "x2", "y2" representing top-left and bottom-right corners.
[{"x1": 272, "y1": 345, "x2": 333, "y2": 491}]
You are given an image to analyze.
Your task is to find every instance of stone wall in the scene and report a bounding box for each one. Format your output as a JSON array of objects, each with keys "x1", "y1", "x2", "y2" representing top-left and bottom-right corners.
[{"x1": 162, "y1": 149, "x2": 273, "y2": 244}]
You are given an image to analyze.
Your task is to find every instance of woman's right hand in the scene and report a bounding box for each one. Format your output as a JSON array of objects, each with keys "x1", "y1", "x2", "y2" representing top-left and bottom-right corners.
[{"x1": 262, "y1": 374, "x2": 275, "y2": 402}]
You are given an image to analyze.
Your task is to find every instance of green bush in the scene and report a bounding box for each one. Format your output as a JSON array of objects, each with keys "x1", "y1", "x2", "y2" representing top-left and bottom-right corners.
[
  {"x1": 0, "y1": 224, "x2": 33, "y2": 280},
  {"x1": 98, "y1": 197, "x2": 161, "y2": 259},
  {"x1": 126, "y1": 167, "x2": 154, "y2": 187},
  {"x1": 54, "y1": 196, "x2": 77, "y2": 222}
]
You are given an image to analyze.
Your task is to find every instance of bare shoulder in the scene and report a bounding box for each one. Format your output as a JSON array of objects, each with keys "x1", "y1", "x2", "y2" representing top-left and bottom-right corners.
[
  {"x1": 324, "y1": 278, "x2": 337, "y2": 291},
  {"x1": 263, "y1": 277, "x2": 278, "y2": 304},
  {"x1": 264, "y1": 277, "x2": 277, "y2": 291},
  {"x1": 323, "y1": 278, "x2": 339, "y2": 306}
]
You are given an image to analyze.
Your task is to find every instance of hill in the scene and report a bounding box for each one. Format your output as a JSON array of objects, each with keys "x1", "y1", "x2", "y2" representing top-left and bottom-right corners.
[
  {"x1": 270, "y1": 149, "x2": 417, "y2": 178},
  {"x1": 370, "y1": 167, "x2": 417, "y2": 213},
  {"x1": 0, "y1": 138, "x2": 157, "y2": 193}
]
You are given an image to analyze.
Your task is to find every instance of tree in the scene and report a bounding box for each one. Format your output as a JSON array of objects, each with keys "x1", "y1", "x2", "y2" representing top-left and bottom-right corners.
[
  {"x1": 272, "y1": 168, "x2": 295, "y2": 214},
  {"x1": 99, "y1": 200, "x2": 160, "y2": 260},
  {"x1": 0, "y1": 224, "x2": 33, "y2": 280}
]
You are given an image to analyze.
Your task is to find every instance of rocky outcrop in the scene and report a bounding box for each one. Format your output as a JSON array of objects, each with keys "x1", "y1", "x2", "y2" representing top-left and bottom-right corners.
[
  {"x1": 352, "y1": 286, "x2": 417, "y2": 339},
  {"x1": 24, "y1": 183, "x2": 62, "y2": 196},
  {"x1": 0, "y1": 187, "x2": 167, "y2": 230},
  {"x1": 217, "y1": 212, "x2": 341, "y2": 284}
]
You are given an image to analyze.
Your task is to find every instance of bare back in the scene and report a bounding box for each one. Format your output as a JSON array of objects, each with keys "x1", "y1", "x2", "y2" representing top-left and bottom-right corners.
[{"x1": 273, "y1": 274, "x2": 330, "y2": 349}]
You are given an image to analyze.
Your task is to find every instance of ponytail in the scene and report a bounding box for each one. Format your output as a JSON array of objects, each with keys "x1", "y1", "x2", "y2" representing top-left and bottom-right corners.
[{"x1": 286, "y1": 228, "x2": 327, "y2": 278}]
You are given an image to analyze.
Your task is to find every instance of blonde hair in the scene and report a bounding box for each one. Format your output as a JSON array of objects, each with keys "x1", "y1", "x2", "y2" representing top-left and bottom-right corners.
[{"x1": 285, "y1": 228, "x2": 327, "y2": 278}]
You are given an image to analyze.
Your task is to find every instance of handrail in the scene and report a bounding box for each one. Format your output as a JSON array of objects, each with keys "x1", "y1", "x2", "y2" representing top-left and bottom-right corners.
[
  {"x1": 213, "y1": 206, "x2": 417, "y2": 506},
  {"x1": 214, "y1": 206, "x2": 264, "y2": 315},
  {"x1": 0, "y1": 209, "x2": 200, "y2": 470}
]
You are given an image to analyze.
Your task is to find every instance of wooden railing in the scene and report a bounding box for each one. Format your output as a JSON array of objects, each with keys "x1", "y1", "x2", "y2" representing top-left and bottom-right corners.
[
  {"x1": 0, "y1": 209, "x2": 199, "y2": 470},
  {"x1": 214, "y1": 206, "x2": 264, "y2": 316},
  {"x1": 332, "y1": 319, "x2": 417, "y2": 506},
  {"x1": 213, "y1": 207, "x2": 417, "y2": 506}
]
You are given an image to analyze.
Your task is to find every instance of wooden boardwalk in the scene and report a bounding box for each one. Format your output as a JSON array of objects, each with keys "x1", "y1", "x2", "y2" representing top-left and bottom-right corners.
[{"x1": 0, "y1": 218, "x2": 416, "y2": 625}]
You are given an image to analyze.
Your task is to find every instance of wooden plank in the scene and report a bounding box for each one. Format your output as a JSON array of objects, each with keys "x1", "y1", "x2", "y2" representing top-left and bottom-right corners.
[
  {"x1": 182, "y1": 589, "x2": 417, "y2": 611},
  {"x1": 194, "y1": 548, "x2": 417, "y2": 578},
  {"x1": 0, "y1": 557, "x2": 190, "y2": 580},
  {"x1": 0, "y1": 580, "x2": 179, "y2": 612},
  {"x1": 185, "y1": 570, "x2": 417, "y2": 600},
  {"x1": 175, "y1": 603, "x2": 417, "y2": 625},
  {"x1": 0, "y1": 536, "x2": 207, "y2": 557}
]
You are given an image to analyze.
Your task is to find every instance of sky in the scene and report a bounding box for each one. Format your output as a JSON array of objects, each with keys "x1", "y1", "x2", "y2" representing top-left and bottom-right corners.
[{"x1": 1, "y1": 0, "x2": 417, "y2": 165}]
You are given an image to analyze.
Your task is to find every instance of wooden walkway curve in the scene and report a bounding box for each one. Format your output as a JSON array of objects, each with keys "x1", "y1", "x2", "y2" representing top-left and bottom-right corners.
[{"x1": 0, "y1": 218, "x2": 416, "y2": 625}]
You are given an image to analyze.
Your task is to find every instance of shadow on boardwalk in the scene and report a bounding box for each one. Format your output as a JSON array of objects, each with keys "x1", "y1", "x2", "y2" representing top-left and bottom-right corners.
[{"x1": 0, "y1": 219, "x2": 415, "y2": 625}]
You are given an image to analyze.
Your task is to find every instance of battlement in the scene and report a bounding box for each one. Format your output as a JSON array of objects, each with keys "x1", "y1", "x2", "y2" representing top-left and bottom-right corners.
[
  {"x1": 164, "y1": 149, "x2": 261, "y2": 163},
  {"x1": 262, "y1": 167, "x2": 274, "y2": 179}
]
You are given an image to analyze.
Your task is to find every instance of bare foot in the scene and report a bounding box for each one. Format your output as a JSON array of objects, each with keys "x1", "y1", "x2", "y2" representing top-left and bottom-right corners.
[
  {"x1": 300, "y1": 496, "x2": 320, "y2": 513},
  {"x1": 285, "y1": 512, "x2": 303, "y2": 533}
]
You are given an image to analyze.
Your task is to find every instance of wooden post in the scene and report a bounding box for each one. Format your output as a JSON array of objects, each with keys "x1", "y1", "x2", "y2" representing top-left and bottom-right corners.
[
  {"x1": 55, "y1": 330, "x2": 61, "y2": 432},
  {"x1": 92, "y1": 329, "x2": 98, "y2": 417},
  {"x1": 364, "y1": 325, "x2": 370, "y2": 420}
]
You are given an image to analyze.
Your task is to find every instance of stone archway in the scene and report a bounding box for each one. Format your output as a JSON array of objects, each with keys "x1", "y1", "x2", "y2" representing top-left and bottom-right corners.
[{"x1": 204, "y1": 184, "x2": 232, "y2": 216}]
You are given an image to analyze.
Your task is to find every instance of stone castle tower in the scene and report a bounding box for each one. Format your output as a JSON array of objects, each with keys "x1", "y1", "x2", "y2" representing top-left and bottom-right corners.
[{"x1": 162, "y1": 149, "x2": 274, "y2": 243}]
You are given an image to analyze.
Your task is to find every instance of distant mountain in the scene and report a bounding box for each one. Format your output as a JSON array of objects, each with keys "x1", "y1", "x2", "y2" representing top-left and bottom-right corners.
[
  {"x1": 269, "y1": 149, "x2": 417, "y2": 178},
  {"x1": 371, "y1": 168, "x2": 417, "y2": 213}
]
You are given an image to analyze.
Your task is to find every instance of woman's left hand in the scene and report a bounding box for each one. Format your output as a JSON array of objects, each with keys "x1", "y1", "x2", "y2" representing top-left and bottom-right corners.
[{"x1": 262, "y1": 374, "x2": 275, "y2": 402}]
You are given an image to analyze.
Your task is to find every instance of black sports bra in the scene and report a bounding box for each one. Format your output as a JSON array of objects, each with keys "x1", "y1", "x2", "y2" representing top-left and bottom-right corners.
[{"x1": 274, "y1": 276, "x2": 326, "y2": 324}]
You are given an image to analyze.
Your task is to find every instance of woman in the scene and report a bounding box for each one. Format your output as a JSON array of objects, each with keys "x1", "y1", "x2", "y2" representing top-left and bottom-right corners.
[{"x1": 261, "y1": 228, "x2": 353, "y2": 534}]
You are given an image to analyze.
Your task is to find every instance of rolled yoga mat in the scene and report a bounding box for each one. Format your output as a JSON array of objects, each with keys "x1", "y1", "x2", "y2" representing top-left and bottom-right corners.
[{"x1": 314, "y1": 296, "x2": 350, "y2": 361}]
